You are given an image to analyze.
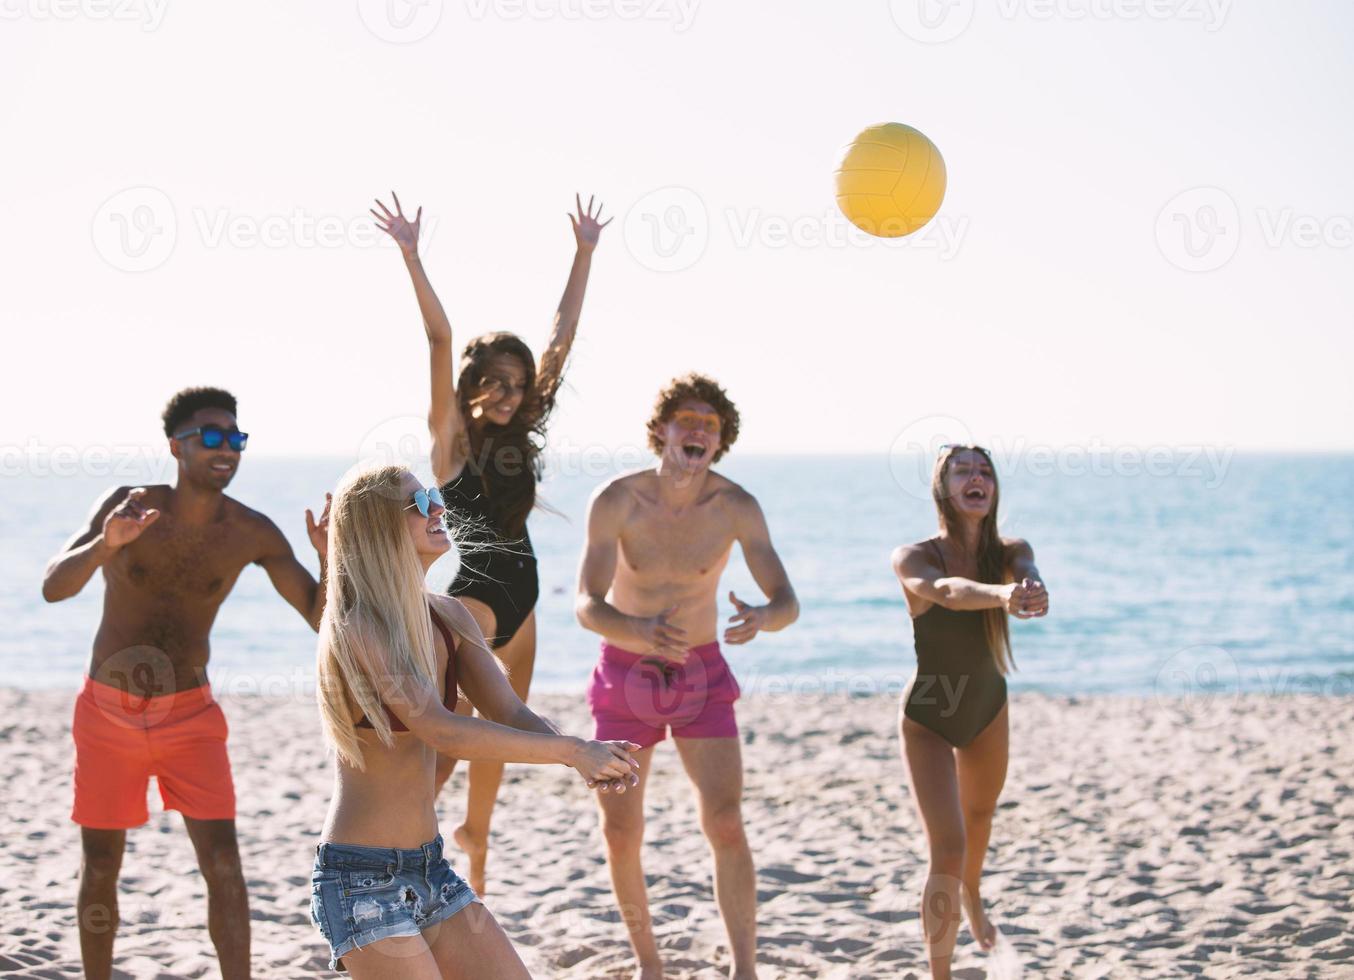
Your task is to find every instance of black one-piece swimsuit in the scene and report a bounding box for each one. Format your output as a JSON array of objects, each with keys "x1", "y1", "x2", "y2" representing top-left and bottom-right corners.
[
  {"x1": 440, "y1": 467, "x2": 539, "y2": 650},
  {"x1": 904, "y1": 539, "x2": 1008, "y2": 748}
]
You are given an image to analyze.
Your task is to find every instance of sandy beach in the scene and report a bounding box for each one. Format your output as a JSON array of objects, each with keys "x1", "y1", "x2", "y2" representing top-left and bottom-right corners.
[{"x1": 1, "y1": 687, "x2": 1350, "y2": 978}]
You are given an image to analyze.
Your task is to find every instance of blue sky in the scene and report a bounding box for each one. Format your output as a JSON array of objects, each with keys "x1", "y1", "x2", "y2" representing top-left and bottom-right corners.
[{"x1": 2, "y1": 0, "x2": 1351, "y2": 460}]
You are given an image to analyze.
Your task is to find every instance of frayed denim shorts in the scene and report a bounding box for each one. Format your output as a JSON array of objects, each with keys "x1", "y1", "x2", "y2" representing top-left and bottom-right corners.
[{"x1": 310, "y1": 834, "x2": 479, "y2": 972}]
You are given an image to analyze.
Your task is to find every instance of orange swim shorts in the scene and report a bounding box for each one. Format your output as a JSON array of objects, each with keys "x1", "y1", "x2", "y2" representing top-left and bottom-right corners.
[{"x1": 71, "y1": 675, "x2": 236, "y2": 829}]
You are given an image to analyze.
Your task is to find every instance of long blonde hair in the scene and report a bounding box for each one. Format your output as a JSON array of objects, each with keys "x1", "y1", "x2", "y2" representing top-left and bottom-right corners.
[
  {"x1": 931, "y1": 445, "x2": 1015, "y2": 675},
  {"x1": 316, "y1": 463, "x2": 438, "y2": 769}
]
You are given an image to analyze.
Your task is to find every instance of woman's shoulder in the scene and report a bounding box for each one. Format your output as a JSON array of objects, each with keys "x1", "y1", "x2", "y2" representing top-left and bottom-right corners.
[
  {"x1": 892, "y1": 538, "x2": 941, "y2": 570},
  {"x1": 426, "y1": 593, "x2": 490, "y2": 651}
]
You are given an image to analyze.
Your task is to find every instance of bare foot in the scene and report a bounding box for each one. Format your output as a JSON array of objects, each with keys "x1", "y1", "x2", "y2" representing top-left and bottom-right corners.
[
  {"x1": 962, "y1": 890, "x2": 997, "y2": 951},
  {"x1": 452, "y1": 824, "x2": 487, "y2": 896},
  {"x1": 633, "y1": 961, "x2": 663, "y2": 980}
]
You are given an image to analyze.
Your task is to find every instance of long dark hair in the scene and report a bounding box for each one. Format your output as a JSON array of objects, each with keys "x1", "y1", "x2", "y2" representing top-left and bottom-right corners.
[
  {"x1": 931, "y1": 445, "x2": 1013, "y2": 674},
  {"x1": 456, "y1": 332, "x2": 561, "y2": 538}
]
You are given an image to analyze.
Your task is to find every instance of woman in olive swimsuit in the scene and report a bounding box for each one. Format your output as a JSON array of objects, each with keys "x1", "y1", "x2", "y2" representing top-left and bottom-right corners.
[
  {"x1": 890, "y1": 445, "x2": 1049, "y2": 980},
  {"x1": 373, "y1": 191, "x2": 610, "y2": 896}
]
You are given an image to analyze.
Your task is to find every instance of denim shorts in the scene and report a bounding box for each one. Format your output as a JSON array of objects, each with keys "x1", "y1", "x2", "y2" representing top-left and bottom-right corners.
[{"x1": 310, "y1": 834, "x2": 479, "y2": 972}]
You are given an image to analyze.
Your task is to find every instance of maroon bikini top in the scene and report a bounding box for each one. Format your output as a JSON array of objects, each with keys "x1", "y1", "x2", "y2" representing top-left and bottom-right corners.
[{"x1": 354, "y1": 604, "x2": 459, "y2": 732}]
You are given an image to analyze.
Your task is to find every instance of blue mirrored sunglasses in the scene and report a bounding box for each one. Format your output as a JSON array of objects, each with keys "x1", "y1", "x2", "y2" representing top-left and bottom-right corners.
[
  {"x1": 174, "y1": 425, "x2": 248, "y2": 452},
  {"x1": 406, "y1": 486, "x2": 445, "y2": 518}
]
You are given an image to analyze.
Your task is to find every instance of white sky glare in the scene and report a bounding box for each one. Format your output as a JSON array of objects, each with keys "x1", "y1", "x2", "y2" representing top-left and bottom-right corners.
[{"x1": 1, "y1": 0, "x2": 1351, "y2": 458}]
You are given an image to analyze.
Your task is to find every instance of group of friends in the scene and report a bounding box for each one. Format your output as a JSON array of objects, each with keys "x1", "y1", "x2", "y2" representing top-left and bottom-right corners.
[{"x1": 43, "y1": 192, "x2": 1049, "y2": 980}]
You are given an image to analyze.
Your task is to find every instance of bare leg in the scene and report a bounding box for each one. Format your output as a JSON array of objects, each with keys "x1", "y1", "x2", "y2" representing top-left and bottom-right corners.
[
  {"x1": 78, "y1": 828, "x2": 126, "y2": 980},
  {"x1": 955, "y1": 703, "x2": 1009, "y2": 951},
  {"x1": 597, "y1": 744, "x2": 661, "y2": 979},
  {"x1": 426, "y1": 900, "x2": 531, "y2": 979},
  {"x1": 901, "y1": 713, "x2": 966, "y2": 980},
  {"x1": 674, "y1": 737, "x2": 757, "y2": 980},
  {"x1": 449, "y1": 603, "x2": 537, "y2": 897},
  {"x1": 183, "y1": 817, "x2": 251, "y2": 979},
  {"x1": 342, "y1": 931, "x2": 443, "y2": 980},
  {"x1": 436, "y1": 599, "x2": 499, "y2": 798}
]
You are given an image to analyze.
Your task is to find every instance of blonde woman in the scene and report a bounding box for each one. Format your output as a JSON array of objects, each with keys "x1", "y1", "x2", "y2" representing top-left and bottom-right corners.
[{"x1": 311, "y1": 463, "x2": 638, "y2": 977}]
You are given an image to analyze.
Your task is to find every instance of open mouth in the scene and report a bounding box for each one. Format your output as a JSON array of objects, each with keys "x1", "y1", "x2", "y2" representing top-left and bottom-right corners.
[
  {"x1": 209, "y1": 461, "x2": 235, "y2": 475},
  {"x1": 682, "y1": 443, "x2": 706, "y2": 461},
  {"x1": 427, "y1": 518, "x2": 446, "y2": 539},
  {"x1": 962, "y1": 487, "x2": 987, "y2": 502}
]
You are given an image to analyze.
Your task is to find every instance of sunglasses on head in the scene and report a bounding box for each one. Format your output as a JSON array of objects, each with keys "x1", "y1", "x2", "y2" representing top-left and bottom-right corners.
[
  {"x1": 939, "y1": 443, "x2": 991, "y2": 457},
  {"x1": 175, "y1": 425, "x2": 248, "y2": 452},
  {"x1": 405, "y1": 486, "x2": 445, "y2": 518}
]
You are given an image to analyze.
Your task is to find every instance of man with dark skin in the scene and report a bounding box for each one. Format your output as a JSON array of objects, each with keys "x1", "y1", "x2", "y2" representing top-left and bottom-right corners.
[{"x1": 41, "y1": 387, "x2": 330, "y2": 980}]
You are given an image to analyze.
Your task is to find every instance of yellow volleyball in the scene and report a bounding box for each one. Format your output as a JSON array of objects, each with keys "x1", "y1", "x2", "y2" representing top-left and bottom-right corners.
[{"x1": 834, "y1": 123, "x2": 947, "y2": 238}]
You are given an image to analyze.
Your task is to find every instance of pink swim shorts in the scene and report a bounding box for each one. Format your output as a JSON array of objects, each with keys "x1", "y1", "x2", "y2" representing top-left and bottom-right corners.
[{"x1": 587, "y1": 641, "x2": 741, "y2": 748}]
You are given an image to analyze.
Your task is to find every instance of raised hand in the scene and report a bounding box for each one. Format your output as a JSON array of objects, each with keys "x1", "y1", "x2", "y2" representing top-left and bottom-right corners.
[
  {"x1": 637, "y1": 604, "x2": 688, "y2": 662},
  {"x1": 102, "y1": 488, "x2": 160, "y2": 550},
  {"x1": 724, "y1": 590, "x2": 767, "y2": 646},
  {"x1": 306, "y1": 493, "x2": 332, "y2": 561},
  {"x1": 569, "y1": 193, "x2": 612, "y2": 253},
  {"x1": 371, "y1": 191, "x2": 422, "y2": 256}
]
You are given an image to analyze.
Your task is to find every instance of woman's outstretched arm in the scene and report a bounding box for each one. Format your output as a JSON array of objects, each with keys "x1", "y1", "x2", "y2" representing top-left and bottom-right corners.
[
  {"x1": 892, "y1": 543, "x2": 1025, "y2": 613},
  {"x1": 536, "y1": 193, "x2": 611, "y2": 401},
  {"x1": 372, "y1": 192, "x2": 468, "y2": 485}
]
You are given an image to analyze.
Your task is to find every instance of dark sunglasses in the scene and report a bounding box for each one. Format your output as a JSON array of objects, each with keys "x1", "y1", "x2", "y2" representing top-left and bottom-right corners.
[
  {"x1": 406, "y1": 486, "x2": 445, "y2": 518},
  {"x1": 174, "y1": 425, "x2": 248, "y2": 452}
]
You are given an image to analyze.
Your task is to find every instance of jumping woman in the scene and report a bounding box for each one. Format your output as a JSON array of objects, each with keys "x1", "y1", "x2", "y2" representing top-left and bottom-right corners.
[
  {"x1": 372, "y1": 191, "x2": 610, "y2": 895},
  {"x1": 311, "y1": 463, "x2": 638, "y2": 977},
  {"x1": 890, "y1": 445, "x2": 1049, "y2": 979}
]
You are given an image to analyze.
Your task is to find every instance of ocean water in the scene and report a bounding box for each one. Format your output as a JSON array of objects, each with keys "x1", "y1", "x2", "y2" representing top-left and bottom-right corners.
[{"x1": 5, "y1": 453, "x2": 1352, "y2": 699}]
